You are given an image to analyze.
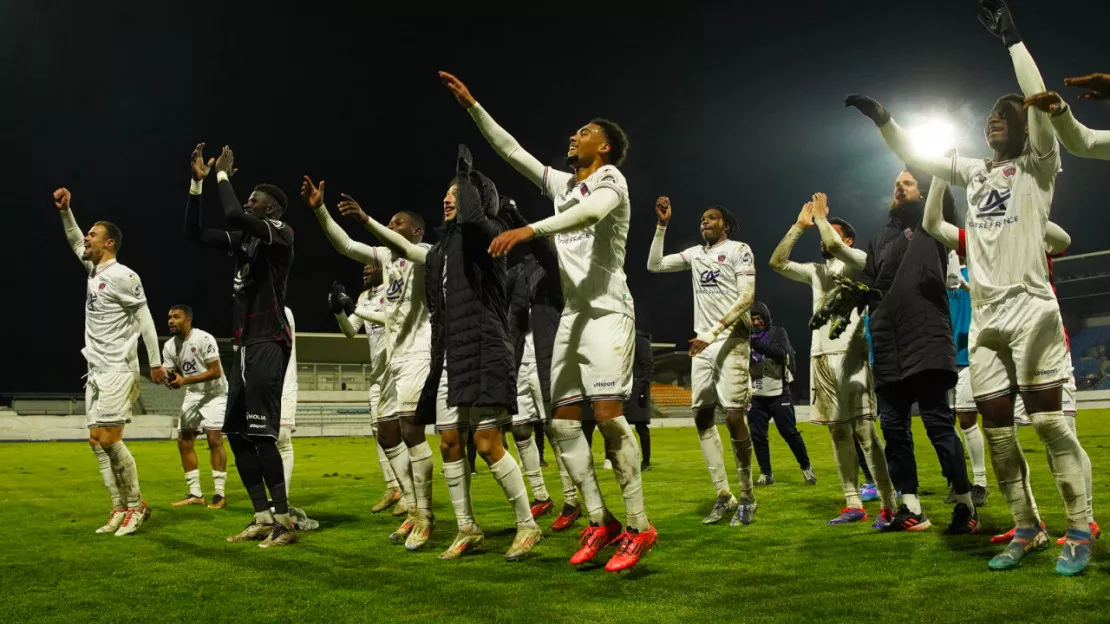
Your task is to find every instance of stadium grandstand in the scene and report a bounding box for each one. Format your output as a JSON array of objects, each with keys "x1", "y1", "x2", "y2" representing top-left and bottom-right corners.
[{"x1": 1056, "y1": 250, "x2": 1110, "y2": 392}]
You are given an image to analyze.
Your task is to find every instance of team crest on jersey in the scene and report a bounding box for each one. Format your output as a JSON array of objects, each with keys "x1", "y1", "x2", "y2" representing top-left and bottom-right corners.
[
  {"x1": 699, "y1": 269, "x2": 721, "y2": 288},
  {"x1": 98, "y1": 282, "x2": 106, "y2": 290},
  {"x1": 579, "y1": 184, "x2": 589, "y2": 196},
  {"x1": 717, "y1": 254, "x2": 726, "y2": 263},
  {"x1": 740, "y1": 251, "x2": 753, "y2": 264},
  {"x1": 399, "y1": 260, "x2": 406, "y2": 268},
  {"x1": 977, "y1": 189, "x2": 1011, "y2": 218},
  {"x1": 1003, "y1": 166, "x2": 1017, "y2": 178}
]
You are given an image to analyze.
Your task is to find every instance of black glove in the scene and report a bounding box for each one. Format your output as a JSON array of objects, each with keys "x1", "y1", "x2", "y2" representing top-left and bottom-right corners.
[
  {"x1": 328, "y1": 281, "x2": 355, "y2": 316},
  {"x1": 977, "y1": 0, "x2": 1021, "y2": 48},
  {"x1": 810, "y1": 277, "x2": 873, "y2": 340},
  {"x1": 845, "y1": 94, "x2": 891, "y2": 126}
]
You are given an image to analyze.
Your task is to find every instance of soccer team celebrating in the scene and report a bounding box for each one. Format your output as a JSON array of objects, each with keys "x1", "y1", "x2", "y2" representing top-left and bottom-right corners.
[{"x1": 58, "y1": 0, "x2": 1110, "y2": 575}]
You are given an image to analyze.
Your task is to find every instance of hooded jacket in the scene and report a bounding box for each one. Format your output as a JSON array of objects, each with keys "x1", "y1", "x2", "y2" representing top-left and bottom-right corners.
[
  {"x1": 749, "y1": 301, "x2": 795, "y2": 398},
  {"x1": 415, "y1": 145, "x2": 516, "y2": 424},
  {"x1": 504, "y1": 197, "x2": 564, "y2": 403},
  {"x1": 860, "y1": 185, "x2": 957, "y2": 392}
]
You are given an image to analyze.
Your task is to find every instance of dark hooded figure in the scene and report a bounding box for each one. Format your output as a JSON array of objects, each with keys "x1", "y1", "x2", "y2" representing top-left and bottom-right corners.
[
  {"x1": 857, "y1": 164, "x2": 972, "y2": 533},
  {"x1": 747, "y1": 301, "x2": 812, "y2": 485}
]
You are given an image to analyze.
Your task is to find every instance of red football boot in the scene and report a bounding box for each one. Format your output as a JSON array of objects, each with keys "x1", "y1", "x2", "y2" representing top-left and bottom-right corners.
[
  {"x1": 605, "y1": 525, "x2": 658, "y2": 573},
  {"x1": 569, "y1": 517, "x2": 622, "y2": 565}
]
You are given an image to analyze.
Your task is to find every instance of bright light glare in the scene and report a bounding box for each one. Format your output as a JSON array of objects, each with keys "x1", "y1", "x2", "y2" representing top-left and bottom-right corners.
[{"x1": 909, "y1": 120, "x2": 955, "y2": 157}]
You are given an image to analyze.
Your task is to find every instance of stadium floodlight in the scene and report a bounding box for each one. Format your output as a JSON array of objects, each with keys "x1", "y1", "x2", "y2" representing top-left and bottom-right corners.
[{"x1": 909, "y1": 118, "x2": 956, "y2": 157}]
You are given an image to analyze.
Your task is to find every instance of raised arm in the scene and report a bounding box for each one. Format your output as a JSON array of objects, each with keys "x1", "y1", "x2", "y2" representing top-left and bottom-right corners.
[
  {"x1": 440, "y1": 72, "x2": 546, "y2": 188},
  {"x1": 977, "y1": 1, "x2": 1054, "y2": 157},
  {"x1": 646, "y1": 197, "x2": 690, "y2": 273},
  {"x1": 488, "y1": 186, "x2": 622, "y2": 258},
  {"x1": 845, "y1": 95, "x2": 972, "y2": 183},
  {"x1": 211, "y1": 146, "x2": 289, "y2": 246},
  {"x1": 1026, "y1": 94, "x2": 1110, "y2": 161},
  {"x1": 922, "y1": 177, "x2": 960, "y2": 251},
  {"x1": 810, "y1": 192, "x2": 866, "y2": 271},
  {"x1": 185, "y1": 143, "x2": 236, "y2": 250},
  {"x1": 53, "y1": 188, "x2": 93, "y2": 272},
  {"x1": 1044, "y1": 221, "x2": 1071, "y2": 256},
  {"x1": 334, "y1": 193, "x2": 427, "y2": 264},
  {"x1": 455, "y1": 144, "x2": 504, "y2": 242},
  {"x1": 769, "y1": 203, "x2": 819, "y2": 284}
]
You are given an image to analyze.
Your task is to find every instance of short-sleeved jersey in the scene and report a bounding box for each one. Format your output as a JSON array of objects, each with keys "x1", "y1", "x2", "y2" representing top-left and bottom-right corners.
[
  {"x1": 162, "y1": 328, "x2": 227, "y2": 396},
  {"x1": 541, "y1": 164, "x2": 635, "y2": 319},
  {"x1": 948, "y1": 266, "x2": 971, "y2": 367},
  {"x1": 952, "y1": 142, "x2": 1060, "y2": 307},
  {"x1": 800, "y1": 258, "x2": 868, "y2": 357},
  {"x1": 374, "y1": 244, "x2": 432, "y2": 361},
  {"x1": 356, "y1": 286, "x2": 389, "y2": 381},
  {"x1": 83, "y1": 260, "x2": 149, "y2": 372},
  {"x1": 676, "y1": 239, "x2": 756, "y2": 341},
  {"x1": 229, "y1": 222, "x2": 294, "y2": 346}
]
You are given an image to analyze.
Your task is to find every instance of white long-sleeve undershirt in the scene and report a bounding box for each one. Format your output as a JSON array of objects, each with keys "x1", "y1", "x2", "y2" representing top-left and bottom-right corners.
[
  {"x1": 313, "y1": 205, "x2": 378, "y2": 265},
  {"x1": 1050, "y1": 105, "x2": 1110, "y2": 161},
  {"x1": 923, "y1": 178, "x2": 961, "y2": 251},
  {"x1": 646, "y1": 225, "x2": 688, "y2": 273},
  {"x1": 360, "y1": 213, "x2": 427, "y2": 264},
  {"x1": 1008, "y1": 42, "x2": 1055, "y2": 159},
  {"x1": 814, "y1": 217, "x2": 866, "y2": 271},
  {"x1": 136, "y1": 305, "x2": 162, "y2": 368},
  {"x1": 466, "y1": 103, "x2": 546, "y2": 188},
  {"x1": 530, "y1": 187, "x2": 621, "y2": 238}
]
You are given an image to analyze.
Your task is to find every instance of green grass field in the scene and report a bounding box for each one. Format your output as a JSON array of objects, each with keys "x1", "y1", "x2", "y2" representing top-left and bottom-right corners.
[{"x1": 3, "y1": 413, "x2": 1110, "y2": 624}]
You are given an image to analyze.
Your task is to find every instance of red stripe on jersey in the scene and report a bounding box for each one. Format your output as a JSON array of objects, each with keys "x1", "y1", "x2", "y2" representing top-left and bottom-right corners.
[{"x1": 957, "y1": 228, "x2": 966, "y2": 259}]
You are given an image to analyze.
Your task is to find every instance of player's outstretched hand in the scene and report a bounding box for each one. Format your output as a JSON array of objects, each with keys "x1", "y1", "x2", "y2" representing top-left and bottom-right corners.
[
  {"x1": 655, "y1": 196, "x2": 672, "y2": 226},
  {"x1": 688, "y1": 337, "x2": 711, "y2": 357},
  {"x1": 1065, "y1": 73, "x2": 1110, "y2": 100},
  {"x1": 214, "y1": 146, "x2": 235, "y2": 177},
  {"x1": 191, "y1": 143, "x2": 214, "y2": 181},
  {"x1": 336, "y1": 193, "x2": 370, "y2": 224},
  {"x1": 439, "y1": 71, "x2": 476, "y2": 108},
  {"x1": 795, "y1": 201, "x2": 814, "y2": 229},
  {"x1": 844, "y1": 95, "x2": 891, "y2": 126},
  {"x1": 810, "y1": 193, "x2": 830, "y2": 220},
  {"x1": 53, "y1": 187, "x2": 71, "y2": 211},
  {"x1": 488, "y1": 226, "x2": 535, "y2": 258},
  {"x1": 977, "y1": 0, "x2": 1022, "y2": 48},
  {"x1": 150, "y1": 366, "x2": 168, "y2": 385},
  {"x1": 301, "y1": 176, "x2": 325, "y2": 209},
  {"x1": 1024, "y1": 92, "x2": 1065, "y2": 114},
  {"x1": 328, "y1": 281, "x2": 353, "y2": 315}
]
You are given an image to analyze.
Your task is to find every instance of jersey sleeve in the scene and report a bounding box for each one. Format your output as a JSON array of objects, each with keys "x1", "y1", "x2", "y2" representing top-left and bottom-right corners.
[
  {"x1": 111, "y1": 270, "x2": 148, "y2": 308},
  {"x1": 542, "y1": 168, "x2": 575, "y2": 202},
  {"x1": 199, "y1": 333, "x2": 220, "y2": 364},
  {"x1": 162, "y1": 341, "x2": 176, "y2": 372},
  {"x1": 950, "y1": 157, "x2": 986, "y2": 189},
  {"x1": 733, "y1": 244, "x2": 756, "y2": 277},
  {"x1": 591, "y1": 166, "x2": 629, "y2": 202}
]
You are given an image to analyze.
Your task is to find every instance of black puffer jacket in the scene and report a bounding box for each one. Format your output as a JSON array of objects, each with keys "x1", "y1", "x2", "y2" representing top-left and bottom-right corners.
[
  {"x1": 624, "y1": 330, "x2": 654, "y2": 424},
  {"x1": 504, "y1": 199, "x2": 564, "y2": 403},
  {"x1": 416, "y1": 145, "x2": 516, "y2": 424},
  {"x1": 860, "y1": 195, "x2": 956, "y2": 391}
]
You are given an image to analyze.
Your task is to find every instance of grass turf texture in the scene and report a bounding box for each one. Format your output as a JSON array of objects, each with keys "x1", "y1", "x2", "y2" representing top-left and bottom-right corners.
[{"x1": 3, "y1": 413, "x2": 1110, "y2": 624}]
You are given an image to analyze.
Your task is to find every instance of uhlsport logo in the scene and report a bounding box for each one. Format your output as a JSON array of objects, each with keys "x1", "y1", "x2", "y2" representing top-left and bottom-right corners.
[
  {"x1": 977, "y1": 189, "x2": 1011, "y2": 218},
  {"x1": 699, "y1": 269, "x2": 721, "y2": 288}
]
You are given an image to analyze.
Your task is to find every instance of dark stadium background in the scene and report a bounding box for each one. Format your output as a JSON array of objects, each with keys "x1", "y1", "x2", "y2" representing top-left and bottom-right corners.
[{"x1": 3, "y1": 1, "x2": 1109, "y2": 393}]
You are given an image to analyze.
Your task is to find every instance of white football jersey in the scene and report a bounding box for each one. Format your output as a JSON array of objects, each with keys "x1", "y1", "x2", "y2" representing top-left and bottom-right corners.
[
  {"x1": 83, "y1": 260, "x2": 148, "y2": 372},
  {"x1": 677, "y1": 239, "x2": 755, "y2": 341},
  {"x1": 541, "y1": 164, "x2": 635, "y2": 319},
  {"x1": 162, "y1": 328, "x2": 227, "y2": 396},
  {"x1": 356, "y1": 286, "x2": 389, "y2": 382},
  {"x1": 952, "y1": 144, "x2": 1060, "y2": 306},
  {"x1": 521, "y1": 330, "x2": 536, "y2": 365},
  {"x1": 805, "y1": 258, "x2": 868, "y2": 357},
  {"x1": 374, "y1": 245, "x2": 432, "y2": 360}
]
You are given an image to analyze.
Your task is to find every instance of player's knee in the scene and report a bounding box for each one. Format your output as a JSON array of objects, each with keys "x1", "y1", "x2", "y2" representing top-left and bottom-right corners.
[
  {"x1": 511, "y1": 424, "x2": 533, "y2": 441},
  {"x1": 472, "y1": 429, "x2": 501, "y2": 456},
  {"x1": 829, "y1": 423, "x2": 853, "y2": 443},
  {"x1": 724, "y1": 409, "x2": 746, "y2": 428},
  {"x1": 694, "y1": 408, "x2": 716, "y2": 431},
  {"x1": 977, "y1": 395, "x2": 1014, "y2": 428},
  {"x1": 1021, "y1": 387, "x2": 1061, "y2": 415},
  {"x1": 592, "y1": 400, "x2": 622, "y2": 421},
  {"x1": 956, "y1": 410, "x2": 978, "y2": 429},
  {"x1": 177, "y1": 435, "x2": 194, "y2": 450},
  {"x1": 206, "y1": 430, "x2": 223, "y2": 448}
]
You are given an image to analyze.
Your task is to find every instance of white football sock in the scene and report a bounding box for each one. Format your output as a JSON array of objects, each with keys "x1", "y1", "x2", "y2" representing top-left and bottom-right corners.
[
  {"x1": 384, "y1": 442, "x2": 416, "y2": 510},
  {"x1": 212, "y1": 471, "x2": 227, "y2": 497},
  {"x1": 255, "y1": 509, "x2": 275, "y2": 525},
  {"x1": 961, "y1": 423, "x2": 988, "y2": 487},
  {"x1": 853, "y1": 419, "x2": 897, "y2": 511},
  {"x1": 277, "y1": 427, "x2": 294, "y2": 498},
  {"x1": 1031, "y1": 411, "x2": 1089, "y2": 532},
  {"x1": 984, "y1": 425, "x2": 1037, "y2": 528},
  {"x1": 829, "y1": 423, "x2": 863, "y2": 509},
  {"x1": 443, "y1": 459, "x2": 475, "y2": 529},
  {"x1": 902, "y1": 494, "x2": 922, "y2": 515},
  {"x1": 549, "y1": 419, "x2": 607, "y2": 524},
  {"x1": 409, "y1": 441, "x2": 435, "y2": 517},
  {"x1": 730, "y1": 436, "x2": 754, "y2": 504},
  {"x1": 92, "y1": 444, "x2": 123, "y2": 510},
  {"x1": 550, "y1": 437, "x2": 579, "y2": 507},
  {"x1": 1066, "y1": 415, "x2": 1095, "y2": 524},
  {"x1": 184, "y1": 469, "x2": 202, "y2": 498},
  {"x1": 599, "y1": 416, "x2": 649, "y2": 531},
  {"x1": 515, "y1": 436, "x2": 550, "y2": 501},
  {"x1": 697, "y1": 426, "x2": 731, "y2": 497},
  {"x1": 489, "y1": 453, "x2": 538, "y2": 528},
  {"x1": 377, "y1": 441, "x2": 400, "y2": 491},
  {"x1": 102, "y1": 441, "x2": 142, "y2": 510}
]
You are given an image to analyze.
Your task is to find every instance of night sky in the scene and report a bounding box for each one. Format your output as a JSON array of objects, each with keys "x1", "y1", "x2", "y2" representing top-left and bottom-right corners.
[{"x1": 5, "y1": 2, "x2": 1110, "y2": 394}]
